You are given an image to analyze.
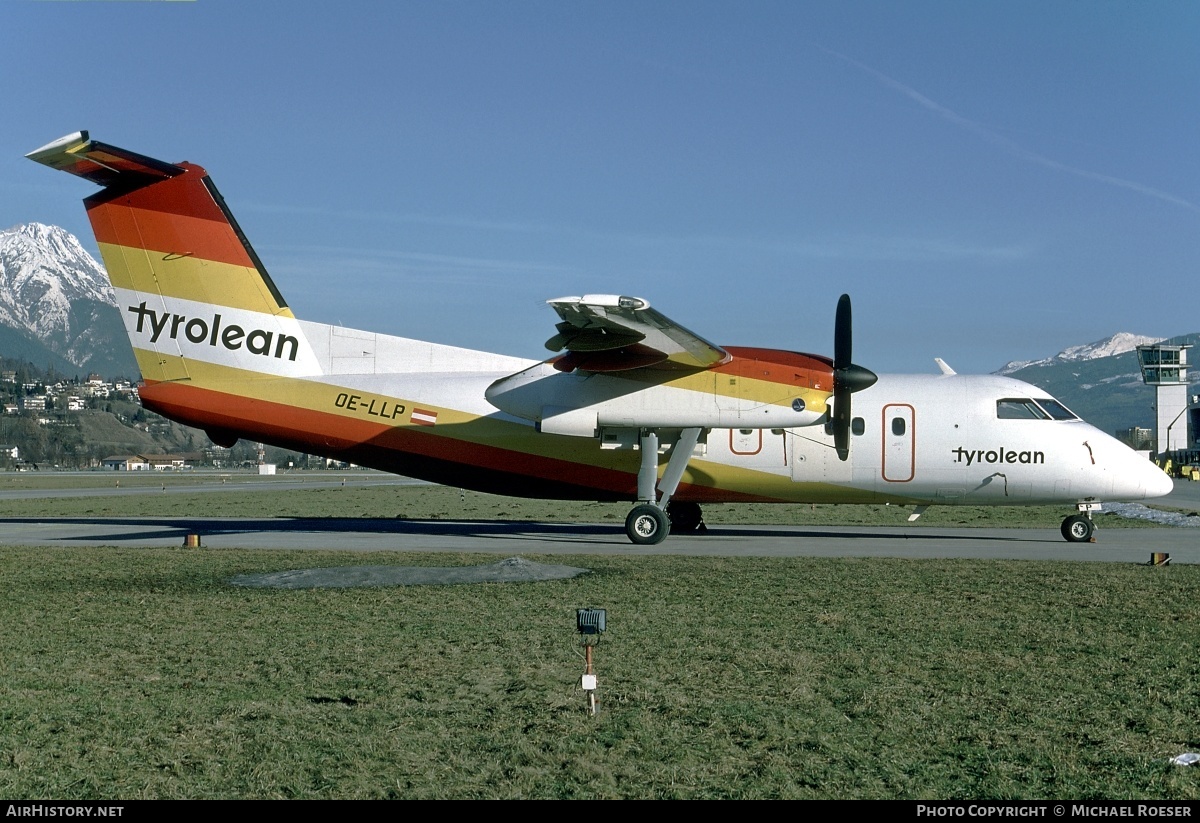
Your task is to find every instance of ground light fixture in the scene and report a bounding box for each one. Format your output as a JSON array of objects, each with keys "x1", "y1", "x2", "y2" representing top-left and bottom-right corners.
[{"x1": 576, "y1": 608, "x2": 606, "y2": 715}]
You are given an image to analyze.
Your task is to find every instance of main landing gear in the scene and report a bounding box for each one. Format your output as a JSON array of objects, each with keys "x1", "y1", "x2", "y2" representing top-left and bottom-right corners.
[
  {"x1": 625, "y1": 504, "x2": 670, "y2": 545},
  {"x1": 623, "y1": 427, "x2": 704, "y2": 545},
  {"x1": 666, "y1": 501, "x2": 705, "y2": 534}
]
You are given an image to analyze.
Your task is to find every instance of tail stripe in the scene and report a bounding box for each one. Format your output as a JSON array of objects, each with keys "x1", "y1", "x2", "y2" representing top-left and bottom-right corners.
[
  {"x1": 87, "y1": 177, "x2": 256, "y2": 270},
  {"x1": 97, "y1": 243, "x2": 293, "y2": 316},
  {"x1": 203, "y1": 176, "x2": 288, "y2": 309}
]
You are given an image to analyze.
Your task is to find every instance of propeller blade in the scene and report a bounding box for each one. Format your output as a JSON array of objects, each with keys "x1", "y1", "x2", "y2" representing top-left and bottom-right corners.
[
  {"x1": 830, "y1": 294, "x2": 877, "y2": 461},
  {"x1": 834, "y1": 293, "x2": 852, "y2": 371},
  {"x1": 832, "y1": 385, "x2": 852, "y2": 461}
]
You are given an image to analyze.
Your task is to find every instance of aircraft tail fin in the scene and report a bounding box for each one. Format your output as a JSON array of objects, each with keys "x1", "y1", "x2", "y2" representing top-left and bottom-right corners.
[{"x1": 26, "y1": 132, "x2": 321, "y2": 384}]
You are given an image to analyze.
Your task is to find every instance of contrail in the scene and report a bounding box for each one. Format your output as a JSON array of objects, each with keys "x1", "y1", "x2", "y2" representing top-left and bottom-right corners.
[{"x1": 821, "y1": 47, "x2": 1200, "y2": 214}]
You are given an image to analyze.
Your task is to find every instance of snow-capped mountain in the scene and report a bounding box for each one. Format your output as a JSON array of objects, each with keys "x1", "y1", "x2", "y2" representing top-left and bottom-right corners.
[
  {"x1": 997, "y1": 331, "x2": 1200, "y2": 436},
  {"x1": 0, "y1": 223, "x2": 136, "y2": 377},
  {"x1": 996, "y1": 332, "x2": 1164, "y2": 375}
]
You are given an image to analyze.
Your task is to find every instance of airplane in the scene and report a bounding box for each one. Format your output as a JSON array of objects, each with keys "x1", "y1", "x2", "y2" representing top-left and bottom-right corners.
[{"x1": 26, "y1": 131, "x2": 1173, "y2": 545}]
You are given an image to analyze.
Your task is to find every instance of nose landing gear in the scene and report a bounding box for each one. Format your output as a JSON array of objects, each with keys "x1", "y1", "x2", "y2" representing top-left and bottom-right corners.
[{"x1": 1061, "y1": 513, "x2": 1095, "y2": 543}]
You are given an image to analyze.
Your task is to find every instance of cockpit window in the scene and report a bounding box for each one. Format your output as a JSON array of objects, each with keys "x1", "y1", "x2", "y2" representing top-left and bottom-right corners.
[
  {"x1": 997, "y1": 399, "x2": 1049, "y2": 419},
  {"x1": 996, "y1": 398, "x2": 1080, "y2": 421},
  {"x1": 1033, "y1": 398, "x2": 1078, "y2": 421}
]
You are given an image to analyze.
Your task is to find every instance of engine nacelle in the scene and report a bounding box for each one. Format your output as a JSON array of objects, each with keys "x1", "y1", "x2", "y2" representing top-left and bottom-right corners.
[{"x1": 486, "y1": 347, "x2": 834, "y2": 437}]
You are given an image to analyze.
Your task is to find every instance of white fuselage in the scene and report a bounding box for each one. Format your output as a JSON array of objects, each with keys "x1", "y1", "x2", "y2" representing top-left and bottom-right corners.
[{"x1": 699, "y1": 373, "x2": 1171, "y2": 505}]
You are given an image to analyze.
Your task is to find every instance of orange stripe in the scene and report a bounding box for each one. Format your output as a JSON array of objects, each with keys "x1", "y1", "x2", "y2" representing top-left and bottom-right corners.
[{"x1": 86, "y1": 175, "x2": 255, "y2": 269}]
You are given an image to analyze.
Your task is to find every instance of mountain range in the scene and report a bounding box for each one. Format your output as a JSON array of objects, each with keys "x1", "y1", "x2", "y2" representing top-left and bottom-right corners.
[
  {"x1": 0, "y1": 223, "x2": 137, "y2": 378},
  {"x1": 998, "y1": 332, "x2": 1199, "y2": 438},
  {"x1": 0, "y1": 222, "x2": 1195, "y2": 436}
]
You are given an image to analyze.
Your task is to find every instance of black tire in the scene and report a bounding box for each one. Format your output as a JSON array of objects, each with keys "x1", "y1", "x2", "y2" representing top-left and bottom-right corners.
[
  {"x1": 1061, "y1": 514, "x2": 1094, "y2": 543},
  {"x1": 667, "y1": 501, "x2": 703, "y2": 534},
  {"x1": 626, "y1": 504, "x2": 670, "y2": 545}
]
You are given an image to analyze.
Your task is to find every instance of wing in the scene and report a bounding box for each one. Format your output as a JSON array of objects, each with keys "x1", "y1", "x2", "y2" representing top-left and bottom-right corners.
[{"x1": 544, "y1": 294, "x2": 730, "y2": 373}]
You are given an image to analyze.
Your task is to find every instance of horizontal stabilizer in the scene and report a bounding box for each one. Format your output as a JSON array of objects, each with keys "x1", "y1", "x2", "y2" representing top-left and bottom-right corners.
[{"x1": 26, "y1": 131, "x2": 184, "y2": 189}]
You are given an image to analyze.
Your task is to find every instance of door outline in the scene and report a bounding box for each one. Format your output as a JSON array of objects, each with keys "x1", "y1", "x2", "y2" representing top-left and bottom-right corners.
[
  {"x1": 882, "y1": 404, "x2": 915, "y2": 482},
  {"x1": 729, "y1": 428, "x2": 762, "y2": 456}
]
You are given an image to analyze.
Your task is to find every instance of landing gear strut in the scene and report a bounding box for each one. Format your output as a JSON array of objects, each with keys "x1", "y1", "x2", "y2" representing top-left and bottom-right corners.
[{"x1": 623, "y1": 427, "x2": 702, "y2": 545}]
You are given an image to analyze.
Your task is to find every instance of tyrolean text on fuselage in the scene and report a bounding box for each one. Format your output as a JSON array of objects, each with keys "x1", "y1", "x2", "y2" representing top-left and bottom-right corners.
[{"x1": 952, "y1": 447, "x2": 1045, "y2": 466}]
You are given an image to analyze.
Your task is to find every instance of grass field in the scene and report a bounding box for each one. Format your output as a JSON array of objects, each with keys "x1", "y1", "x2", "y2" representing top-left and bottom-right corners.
[
  {"x1": 2, "y1": 547, "x2": 1199, "y2": 799},
  {"x1": 0, "y1": 473, "x2": 1196, "y2": 799}
]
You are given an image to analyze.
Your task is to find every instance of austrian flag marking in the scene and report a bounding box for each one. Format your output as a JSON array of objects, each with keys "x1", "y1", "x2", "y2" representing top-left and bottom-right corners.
[{"x1": 411, "y1": 408, "x2": 438, "y2": 427}]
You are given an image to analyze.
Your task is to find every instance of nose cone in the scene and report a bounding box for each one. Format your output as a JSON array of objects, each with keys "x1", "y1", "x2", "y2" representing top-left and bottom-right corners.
[
  {"x1": 1113, "y1": 452, "x2": 1174, "y2": 500},
  {"x1": 1143, "y1": 461, "x2": 1175, "y2": 499}
]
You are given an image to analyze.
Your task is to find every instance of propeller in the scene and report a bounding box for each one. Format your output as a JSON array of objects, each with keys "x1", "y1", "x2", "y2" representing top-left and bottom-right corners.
[{"x1": 831, "y1": 294, "x2": 878, "y2": 461}]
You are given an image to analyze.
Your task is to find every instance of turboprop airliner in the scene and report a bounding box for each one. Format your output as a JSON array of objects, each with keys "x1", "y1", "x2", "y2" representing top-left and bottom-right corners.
[{"x1": 26, "y1": 132, "x2": 1173, "y2": 545}]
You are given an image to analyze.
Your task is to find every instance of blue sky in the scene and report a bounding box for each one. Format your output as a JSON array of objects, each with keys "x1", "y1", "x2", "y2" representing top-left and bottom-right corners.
[{"x1": 3, "y1": 0, "x2": 1197, "y2": 374}]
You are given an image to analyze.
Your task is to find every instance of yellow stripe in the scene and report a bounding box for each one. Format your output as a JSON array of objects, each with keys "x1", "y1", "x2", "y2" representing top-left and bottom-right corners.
[
  {"x1": 97, "y1": 241, "x2": 295, "y2": 317},
  {"x1": 134, "y1": 353, "x2": 860, "y2": 500},
  {"x1": 132, "y1": 348, "x2": 190, "y2": 384}
]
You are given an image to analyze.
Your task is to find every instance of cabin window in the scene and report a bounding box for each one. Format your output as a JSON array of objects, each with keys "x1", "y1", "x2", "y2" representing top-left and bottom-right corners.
[
  {"x1": 852, "y1": 417, "x2": 865, "y2": 436},
  {"x1": 891, "y1": 417, "x2": 906, "y2": 436},
  {"x1": 997, "y1": 399, "x2": 1049, "y2": 419}
]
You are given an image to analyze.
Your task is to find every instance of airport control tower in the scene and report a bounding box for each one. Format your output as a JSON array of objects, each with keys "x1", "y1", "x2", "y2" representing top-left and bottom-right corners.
[{"x1": 1136, "y1": 342, "x2": 1192, "y2": 456}]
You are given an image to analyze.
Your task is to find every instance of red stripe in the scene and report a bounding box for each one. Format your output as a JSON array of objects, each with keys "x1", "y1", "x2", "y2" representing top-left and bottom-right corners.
[{"x1": 716, "y1": 347, "x2": 834, "y2": 387}]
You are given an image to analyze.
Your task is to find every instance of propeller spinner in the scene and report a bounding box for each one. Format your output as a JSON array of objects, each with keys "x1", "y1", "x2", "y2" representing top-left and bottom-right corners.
[{"x1": 831, "y1": 294, "x2": 878, "y2": 461}]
